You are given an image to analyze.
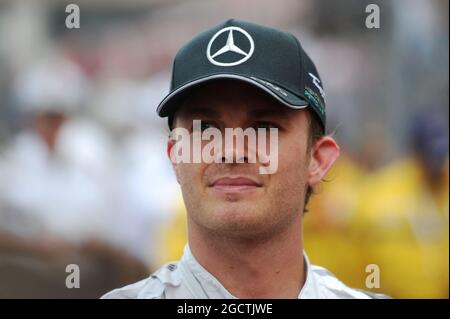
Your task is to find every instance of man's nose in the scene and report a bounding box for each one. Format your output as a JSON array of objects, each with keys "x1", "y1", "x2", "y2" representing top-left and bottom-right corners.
[
  {"x1": 220, "y1": 152, "x2": 248, "y2": 164},
  {"x1": 218, "y1": 135, "x2": 251, "y2": 164}
]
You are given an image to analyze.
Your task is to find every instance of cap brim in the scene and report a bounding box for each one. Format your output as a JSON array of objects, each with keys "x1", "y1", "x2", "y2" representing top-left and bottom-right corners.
[{"x1": 157, "y1": 74, "x2": 309, "y2": 117}]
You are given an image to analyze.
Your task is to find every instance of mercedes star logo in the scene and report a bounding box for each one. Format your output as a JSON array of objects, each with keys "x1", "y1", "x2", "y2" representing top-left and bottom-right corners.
[{"x1": 206, "y1": 27, "x2": 254, "y2": 67}]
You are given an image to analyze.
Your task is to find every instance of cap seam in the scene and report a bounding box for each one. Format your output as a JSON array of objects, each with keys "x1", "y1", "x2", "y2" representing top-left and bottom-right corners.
[{"x1": 289, "y1": 32, "x2": 304, "y2": 92}]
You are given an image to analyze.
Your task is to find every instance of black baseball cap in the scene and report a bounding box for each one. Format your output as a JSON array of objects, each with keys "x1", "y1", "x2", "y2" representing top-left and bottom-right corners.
[{"x1": 157, "y1": 19, "x2": 326, "y2": 131}]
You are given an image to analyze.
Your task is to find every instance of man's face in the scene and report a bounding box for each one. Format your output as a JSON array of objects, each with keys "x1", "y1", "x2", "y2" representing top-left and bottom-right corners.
[
  {"x1": 33, "y1": 110, "x2": 67, "y2": 151},
  {"x1": 171, "y1": 80, "x2": 312, "y2": 239}
]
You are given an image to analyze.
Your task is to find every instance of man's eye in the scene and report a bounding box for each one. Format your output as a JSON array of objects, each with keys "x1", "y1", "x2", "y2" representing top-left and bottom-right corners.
[
  {"x1": 191, "y1": 121, "x2": 218, "y2": 132},
  {"x1": 200, "y1": 122, "x2": 218, "y2": 131},
  {"x1": 254, "y1": 121, "x2": 278, "y2": 129}
]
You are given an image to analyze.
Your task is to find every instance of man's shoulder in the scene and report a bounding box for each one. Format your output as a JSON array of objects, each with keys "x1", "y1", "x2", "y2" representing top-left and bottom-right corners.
[
  {"x1": 101, "y1": 259, "x2": 391, "y2": 299},
  {"x1": 308, "y1": 264, "x2": 390, "y2": 299},
  {"x1": 101, "y1": 262, "x2": 182, "y2": 299}
]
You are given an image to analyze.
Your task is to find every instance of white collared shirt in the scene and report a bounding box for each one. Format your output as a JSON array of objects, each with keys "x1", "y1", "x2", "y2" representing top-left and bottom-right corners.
[{"x1": 102, "y1": 245, "x2": 387, "y2": 299}]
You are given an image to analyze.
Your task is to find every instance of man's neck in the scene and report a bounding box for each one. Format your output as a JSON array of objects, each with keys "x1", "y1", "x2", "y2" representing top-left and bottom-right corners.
[{"x1": 188, "y1": 218, "x2": 305, "y2": 299}]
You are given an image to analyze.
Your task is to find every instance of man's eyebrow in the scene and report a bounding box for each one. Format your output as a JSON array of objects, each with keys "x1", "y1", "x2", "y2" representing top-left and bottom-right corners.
[{"x1": 181, "y1": 106, "x2": 219, "y2": 118}]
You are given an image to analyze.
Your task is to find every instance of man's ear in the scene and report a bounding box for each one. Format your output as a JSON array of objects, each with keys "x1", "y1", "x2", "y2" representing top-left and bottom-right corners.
[{"x1": 307, "y1": 136, "x2": 340, "y2": 188}]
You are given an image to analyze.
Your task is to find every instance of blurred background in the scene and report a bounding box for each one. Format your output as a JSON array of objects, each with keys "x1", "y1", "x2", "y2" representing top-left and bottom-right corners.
[{"x1": 0, "y1": 0, "x2": 448, "y2": 298}]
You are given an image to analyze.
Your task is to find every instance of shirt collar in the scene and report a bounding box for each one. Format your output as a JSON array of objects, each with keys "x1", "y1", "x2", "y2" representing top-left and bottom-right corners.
[{"x1": 181, "y1": 244, "x2": 315, "y2": 299}]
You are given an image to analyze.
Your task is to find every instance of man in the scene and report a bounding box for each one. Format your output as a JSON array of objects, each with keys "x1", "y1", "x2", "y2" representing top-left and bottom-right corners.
[{"x1": 103, "y1": 19, "x2": 387, "y2": 299}]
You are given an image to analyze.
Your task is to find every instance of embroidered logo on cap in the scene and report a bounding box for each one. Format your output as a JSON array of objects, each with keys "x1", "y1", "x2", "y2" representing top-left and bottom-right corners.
[{"x1": 207, "y1": 27, "x2": 254, "y2": 67}]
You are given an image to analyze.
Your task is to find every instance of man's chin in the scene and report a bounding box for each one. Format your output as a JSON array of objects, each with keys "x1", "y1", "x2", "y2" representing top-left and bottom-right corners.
[
  {"x1": 202, "y1": 204, "x2": 267, "y2": 230},
  {"x1": 207, "y1": 186, "x2": 263, "y2": 203},
  {"x1": 203, "y1": 220, "x2": 277, "y2": 241}
]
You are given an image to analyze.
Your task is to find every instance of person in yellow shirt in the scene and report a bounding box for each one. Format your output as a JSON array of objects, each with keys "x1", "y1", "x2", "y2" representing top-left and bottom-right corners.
[{"x1": 354, "y1": 113, "x2": 449, "y2": 298}]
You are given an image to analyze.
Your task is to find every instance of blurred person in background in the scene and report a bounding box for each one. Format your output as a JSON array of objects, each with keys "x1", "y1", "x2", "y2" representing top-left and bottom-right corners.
[
  {"x1": 0, "y1": 55, "x2": 89, "y2": 241},
  {"x1": 0, "y1": 55, "x2": 148, "y2": 298},
  {"x1": 353, "y1": 112, "x2": 449, "y2": 298},
  {"x1": 90, "y1": 76, "x2": 181, "y2": 266},
  {"x1": 303, "y1": 123, "x2": 394, "y2": 289}
]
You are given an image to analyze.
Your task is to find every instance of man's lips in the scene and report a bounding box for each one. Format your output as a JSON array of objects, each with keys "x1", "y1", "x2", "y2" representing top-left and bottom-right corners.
[{"x1": 209, "y1": 177, "x2": 263, "y2": 193}]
